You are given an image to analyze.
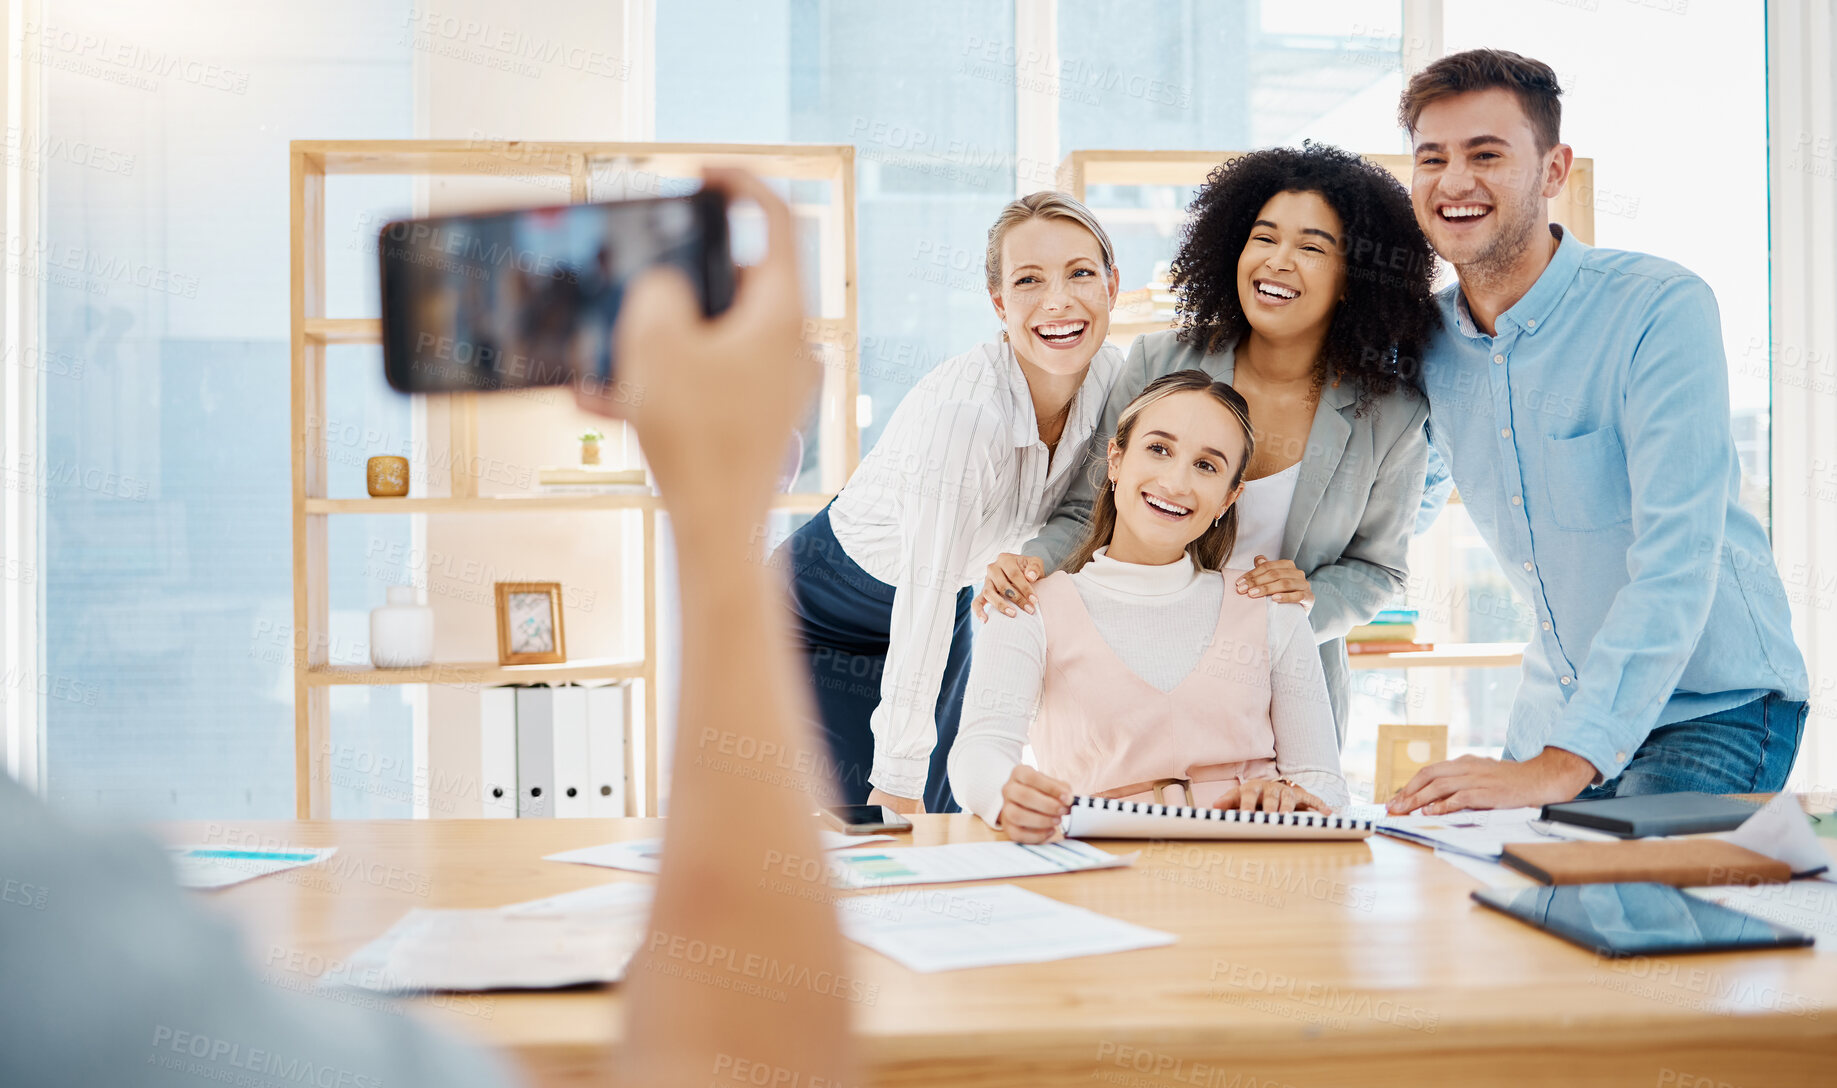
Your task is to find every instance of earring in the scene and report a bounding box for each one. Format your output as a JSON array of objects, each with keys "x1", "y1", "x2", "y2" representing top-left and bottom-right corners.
[{"x1": 1214, "y1": 511, "x2": 1224, "y2": 528}]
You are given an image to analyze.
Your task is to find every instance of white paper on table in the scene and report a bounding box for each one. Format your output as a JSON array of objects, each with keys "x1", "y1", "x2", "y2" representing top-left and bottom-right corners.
[
  {"x1": 826, "y1": 839, "x2": 1132, "y2": 890},
  {"x1": 1432, "y1": 849, "x2": 1539, "y2": 889},
  {"x1": 501, "y1": 880, "x2": 655, "y2": 917},
  {"x1": 1375, "y1": 807, "x2": 1614, "y2": 860},
  {"x1": 547, "y1": 831, "x2": 893, "y2": 875},
  {"x1": 339, "y1": 907, "x2": 649, "y2": 992},
  {"x1": 838, "y1": 883, "x2": 1174, "y2": 972},
  {"x1": 1720, "y1": 793, "x2": 1832, "y2": 877},
  {"x1": 1684, "y1": 880, "x2": 1837, "y2": 953},
  {"x1": 168, "y1": 845, "x2": 337, "y2": 889},
  {"x1": 545, "y1": 838, "x2": 668, "y2": 874}
]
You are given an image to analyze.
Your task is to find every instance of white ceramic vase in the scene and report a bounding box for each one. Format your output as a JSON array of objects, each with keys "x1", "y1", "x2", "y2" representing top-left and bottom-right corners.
[{"x1": 370, "y1": 585, "x2": 434, "y2": 668}]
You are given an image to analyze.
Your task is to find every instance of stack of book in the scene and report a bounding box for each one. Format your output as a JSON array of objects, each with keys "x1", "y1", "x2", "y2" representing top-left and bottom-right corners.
[
  {"x1": 535, "y1": 466, "x2": 651, "y2": 493},
  {"x1": 1345, "y1": 609, "x2": 1433, "y2": 655},
  {"x1": 1108, "y1": 262, "x2": 1178, "y2": 339}
]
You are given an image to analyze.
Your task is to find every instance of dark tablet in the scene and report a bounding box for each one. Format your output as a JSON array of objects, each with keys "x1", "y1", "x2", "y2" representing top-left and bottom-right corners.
[{"x1": 1472, "y1": 882, "x2": 1814, "y2": 957}]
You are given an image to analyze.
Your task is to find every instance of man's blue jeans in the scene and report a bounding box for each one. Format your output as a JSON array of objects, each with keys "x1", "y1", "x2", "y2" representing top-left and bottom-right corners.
[{"x1": 1573, "y1": 692, "x2": 1808, "y2": 801}]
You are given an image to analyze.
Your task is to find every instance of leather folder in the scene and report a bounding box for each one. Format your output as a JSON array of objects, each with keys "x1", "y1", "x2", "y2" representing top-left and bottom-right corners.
[
  {"x1": 1500, "y1": 839, "x2": 1791, "y2": 887},
  {"x1": 1538, "y1": 791, "x2": 1760, "y2": 838}
]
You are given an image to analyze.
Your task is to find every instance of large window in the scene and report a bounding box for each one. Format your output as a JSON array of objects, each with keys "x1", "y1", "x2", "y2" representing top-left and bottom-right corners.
[
  {"x1": 37, "y1": 1, "x2": 416, "y2": 817},
  {"x1": 1059, "y1": 2, "x2": 1406, "y2": 328},
  {"x1": 659, "y1": 0, "x2": 1019, "y2": 461}
]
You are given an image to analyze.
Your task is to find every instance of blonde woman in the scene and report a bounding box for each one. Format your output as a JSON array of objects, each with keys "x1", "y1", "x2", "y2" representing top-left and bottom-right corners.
[
  {"x1": 775, "y1": 192, "x2": 1124, "y2": 813},
  {"x1": 948, "y1": 371, "x2": 1349, "y2": 841}
]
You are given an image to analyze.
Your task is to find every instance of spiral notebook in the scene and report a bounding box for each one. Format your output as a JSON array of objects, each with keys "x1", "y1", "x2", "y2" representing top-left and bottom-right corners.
[{"x1": 1060, "y1": 795, "x2": 1375, "y2": 841}]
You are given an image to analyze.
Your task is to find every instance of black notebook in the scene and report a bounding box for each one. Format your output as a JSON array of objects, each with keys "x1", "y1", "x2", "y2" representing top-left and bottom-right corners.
[{"x1": 1538, "y1": 791, "x2": 1762, "y2": 839}]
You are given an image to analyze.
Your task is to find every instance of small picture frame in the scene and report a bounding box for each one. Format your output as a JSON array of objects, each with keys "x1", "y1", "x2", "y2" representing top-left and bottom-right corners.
[
  {"x1": 495, "y1": 582, "x2": 566, "y2": 665},
  {"x1": 1373, "y1": 723, "x2": 1448, "y2": 804}
]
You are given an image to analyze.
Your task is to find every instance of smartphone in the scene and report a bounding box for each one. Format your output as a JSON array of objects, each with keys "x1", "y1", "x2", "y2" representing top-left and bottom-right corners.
[
  {"x1": 1471, "y1": 883, "x2": 1814, "y2": 957},
  {"x1": 822, "y1": 805, "x2": 913, "y2": 835},
  {"x1": 378, "y1": 188, "x2": 734, "y2": 394}
]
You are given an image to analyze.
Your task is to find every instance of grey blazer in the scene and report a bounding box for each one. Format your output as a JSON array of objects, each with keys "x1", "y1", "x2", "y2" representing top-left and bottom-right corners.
[{"x1": 1022, "y1": 329, "x2": 1432, "y2": 742}]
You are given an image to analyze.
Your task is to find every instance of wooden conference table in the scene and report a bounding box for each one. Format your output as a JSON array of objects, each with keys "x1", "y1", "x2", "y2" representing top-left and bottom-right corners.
[{"x1": 160, "y1": 813, "x2": 1837, "y2": 1087}]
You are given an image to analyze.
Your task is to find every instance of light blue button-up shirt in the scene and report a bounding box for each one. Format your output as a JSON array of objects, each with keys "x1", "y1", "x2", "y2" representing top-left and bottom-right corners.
[{"x1": 1421, "y1": 225, "x2": 1807, "y2": 780}]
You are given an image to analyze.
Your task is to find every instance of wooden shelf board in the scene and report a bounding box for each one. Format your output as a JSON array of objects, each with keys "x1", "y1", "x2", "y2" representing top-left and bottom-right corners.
[
  {"x1": 305, "y1": 317, "x2": 381, "y2": 344},
  {"x1": 1346, "y1": 642, "x2": 1524, "y2": 670},
  {"x1": 1065, "y1": 149, "x2": 1411, "y2": 190},
  {"x1": 306, "y1": 657, "x2": 644, "y2": 688},
  {"x1": 1108, "y1": 319, "x2": 1176, "y2": 340},
  {"x1": 303, "y1": 492, "x2": 835, "y2": 515},
  {"x1": 1061, "y1": 149, "x2": 1592, "y2": 246},
  {"x1": 295, "y1": 140, "x2": 853, "y2": 182},
  {"x1": 306, "y1": 494, "x2": 657, "y2": 514},
  {"x1": 307, "y1": 316, "x2": 854, "y2": 353}
]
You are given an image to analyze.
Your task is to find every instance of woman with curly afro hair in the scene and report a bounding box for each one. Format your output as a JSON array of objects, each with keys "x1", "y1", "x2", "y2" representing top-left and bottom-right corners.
[{"x1": 976, "y1": 143, "x2": 1442, "y2": 741}]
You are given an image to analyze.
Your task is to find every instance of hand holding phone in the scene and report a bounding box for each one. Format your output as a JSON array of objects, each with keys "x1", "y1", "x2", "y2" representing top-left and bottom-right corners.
[
  {"x1": 379, "y1": 187, "x2": 733, "y2": 395},
  {"x1": 576, "y1": 170, "x2": 813, "y2": 534}
]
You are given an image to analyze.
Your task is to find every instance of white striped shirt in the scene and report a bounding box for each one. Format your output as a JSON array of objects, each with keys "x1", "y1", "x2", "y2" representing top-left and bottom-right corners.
[{"x1": 829, "y1": 338, "x2": 1124, "y2": 799}]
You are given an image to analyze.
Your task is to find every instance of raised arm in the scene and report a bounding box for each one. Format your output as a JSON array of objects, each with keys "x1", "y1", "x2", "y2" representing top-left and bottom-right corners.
[
  {"x1": 1303, "y1": 394, "x2": 1431, "y2": 642},
  {"x1": 583, "y1": 169, "x2": 856, "y2": 1087}
]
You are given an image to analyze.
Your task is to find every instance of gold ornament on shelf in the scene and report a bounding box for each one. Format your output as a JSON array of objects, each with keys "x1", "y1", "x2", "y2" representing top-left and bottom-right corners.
[{"x1": 366, "y1": 456, "x2": 409, "y2": 497}]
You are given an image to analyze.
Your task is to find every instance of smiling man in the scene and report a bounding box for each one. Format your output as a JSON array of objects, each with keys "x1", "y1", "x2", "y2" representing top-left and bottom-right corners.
[{"x1": 1390, "y1": 49, "x2": 1809, "y2": 815}]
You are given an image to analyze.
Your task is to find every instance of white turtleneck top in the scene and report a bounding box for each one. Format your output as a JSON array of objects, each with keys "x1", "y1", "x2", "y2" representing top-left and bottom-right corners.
[{"x1": 948, "y1": 547, "x2": 1350, "y2": 826}]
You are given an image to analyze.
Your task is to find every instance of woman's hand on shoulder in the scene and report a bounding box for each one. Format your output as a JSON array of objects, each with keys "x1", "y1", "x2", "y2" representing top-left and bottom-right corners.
[
  {"x1": 996, "y1": 766, "x2": 1073, "y2": 843},
  {"x1": 1211, "y1": 778, "x2": 1330, "y2": 814},
  {"x1": 1235, "y1": 556, "x2": 1313, "y2": 607},
  {"x1": 973, "y1": 553, "x2": 1045, "y2": 621}
]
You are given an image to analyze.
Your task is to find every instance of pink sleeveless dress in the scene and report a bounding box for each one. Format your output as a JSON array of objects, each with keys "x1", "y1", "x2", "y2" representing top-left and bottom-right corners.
[{"x1": 1029, "y1": 568, "x2": 1279, "y2": 808}]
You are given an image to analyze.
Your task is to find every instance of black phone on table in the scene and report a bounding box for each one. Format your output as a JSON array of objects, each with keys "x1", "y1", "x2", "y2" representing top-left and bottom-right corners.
[
  {"x1": 822, "y1": 805, "x2": 913, "y2": 834},
  {"x1": 1471, "y1": 882, "x2": 1814, "y2": 956},
  {"x1": 379, "y1": 188, "x2": 734, "y2": 394}
]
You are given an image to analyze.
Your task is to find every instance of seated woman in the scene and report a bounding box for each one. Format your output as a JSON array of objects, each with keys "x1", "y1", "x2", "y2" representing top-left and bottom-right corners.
[
  {"x1": 977, "y1": 143, "x2": 1441, "y2": 745},
  {"x1": 948, "y1": 371, "x2": 1349, "y2": 842}
]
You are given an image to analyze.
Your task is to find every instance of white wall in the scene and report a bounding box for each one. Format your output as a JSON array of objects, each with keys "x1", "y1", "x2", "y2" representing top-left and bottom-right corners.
[{"x1": 1768, "y1": 0, "x2": 1837, "y2": 792}]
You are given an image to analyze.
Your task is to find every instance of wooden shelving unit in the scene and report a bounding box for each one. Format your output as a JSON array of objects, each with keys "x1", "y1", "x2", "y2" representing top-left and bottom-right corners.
[
  {"x1": 290, "y1": 140, "x2": 856, "y2": 818},
  {"x1": 305, "y1": 657, "x2": 646, "y2": 688},
  {"x1": 303, "y1": 493, "x2": 835, "y2": 516}
]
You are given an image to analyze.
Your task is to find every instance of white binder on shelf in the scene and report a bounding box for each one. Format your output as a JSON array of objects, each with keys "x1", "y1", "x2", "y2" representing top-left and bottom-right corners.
[
  {"x1": 586, "y1": 683, "x2": 630, "y2": 818},
  {"x1": 480, "y1": 687, "x2": 518, "y2": 819},
  {"x1": 552, "y1": 685, "x2": 590, "y2": 818},
  {"x1": 515, "y1": 686, "x2": 556, "y2": 818}
]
